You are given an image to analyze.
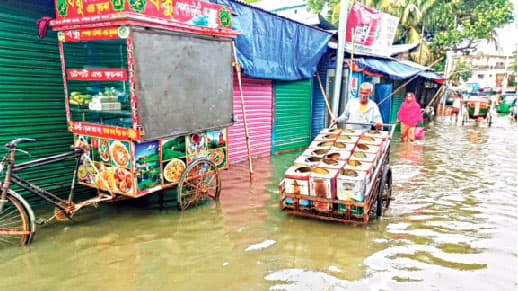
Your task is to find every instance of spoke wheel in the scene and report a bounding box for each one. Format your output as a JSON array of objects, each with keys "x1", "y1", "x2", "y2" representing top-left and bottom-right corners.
[
  {"x1": 0, "y1": 193, "x2": 32, "y2": 247},
  {"x1": 376, "y1": 167, "x2": 392, "y2": 217},
  {"x1": 177, "y1": 159, "x2": 221, "y2": 211}
]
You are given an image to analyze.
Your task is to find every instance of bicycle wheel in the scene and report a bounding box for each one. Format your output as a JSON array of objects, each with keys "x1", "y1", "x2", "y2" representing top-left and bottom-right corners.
[{"x1": 0, "y1": 193, "x2": 32, "y2": 246}]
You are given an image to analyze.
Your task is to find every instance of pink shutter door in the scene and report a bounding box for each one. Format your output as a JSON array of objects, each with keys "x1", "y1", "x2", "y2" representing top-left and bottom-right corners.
[{"x1": 228, "y1": 73, "x2": 273, "y2": 163}]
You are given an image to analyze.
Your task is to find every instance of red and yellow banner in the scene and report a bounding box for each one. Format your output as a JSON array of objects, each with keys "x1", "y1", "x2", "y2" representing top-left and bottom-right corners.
[
  {"x1": 62, "y1": 26, "x2": 120, "y2": 42},
  {"x1": 54, "y1": 0, "x2": 232, "y2": 29},
  {"x1": 67, "y1": 69, "x2": 127, "y2": 81},
  {"x1": 70, "y1": 122, "x2": 138, "y2": 141}
]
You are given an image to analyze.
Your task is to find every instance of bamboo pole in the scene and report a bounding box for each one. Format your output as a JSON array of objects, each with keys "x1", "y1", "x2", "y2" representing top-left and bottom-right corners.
[
  {"x1": 316, "y1": 71, "x2": 336, "y2": 120},
  {"x1": 232, "y1": 42, "x2": 253, "y2": 180}
]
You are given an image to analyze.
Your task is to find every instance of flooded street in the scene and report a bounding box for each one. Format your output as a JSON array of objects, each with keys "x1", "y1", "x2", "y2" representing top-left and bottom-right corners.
[{"x1": 1, "y1": 115, "x2": 516, "y2": 291}]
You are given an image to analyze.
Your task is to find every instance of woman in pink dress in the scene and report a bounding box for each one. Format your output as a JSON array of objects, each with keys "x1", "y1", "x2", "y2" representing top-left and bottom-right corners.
[{"x1": 396, "y1": 92, "x2": 424, "y2": 142}]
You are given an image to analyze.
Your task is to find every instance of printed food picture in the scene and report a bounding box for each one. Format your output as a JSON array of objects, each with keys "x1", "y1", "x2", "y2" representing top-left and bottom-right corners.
[
  {"x1": 161, "y1": 137, "x2": 186, "y2": 161},
  {"x1": 207, "y1": 129, "x2": 226, "y2": 149},
  {"x1": 208, "y1": 148, "x2": 226, "y2": 168},
  {"x1": 188, "y1": 133, "x2": 207, "y2": 155},
  {"x1": 97, "y1": 138, "x2": 110, "y2": 162},
  {"x1": 110, "y1": 140, "x2": 130, "y2": 168},
  {"x1": 162, "y1": 158, "x2": 186, "y2": 184},
  {"x1": 135, "y1": 141, "x2": 161, "y2": 192}
]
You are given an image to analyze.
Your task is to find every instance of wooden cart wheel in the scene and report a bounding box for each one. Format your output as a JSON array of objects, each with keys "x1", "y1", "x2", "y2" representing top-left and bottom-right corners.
[
  {"x1": 376, "y1": 167, "x2": 392, "y2": 217},
  {"x1": 177, "y1": 158, "x2": 221, "y2": 211}
]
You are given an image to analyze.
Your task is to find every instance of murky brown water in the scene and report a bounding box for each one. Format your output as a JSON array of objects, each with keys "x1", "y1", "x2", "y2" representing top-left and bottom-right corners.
[{"x1": 1, "y1": 114, "x2": 516, "y2": 290}]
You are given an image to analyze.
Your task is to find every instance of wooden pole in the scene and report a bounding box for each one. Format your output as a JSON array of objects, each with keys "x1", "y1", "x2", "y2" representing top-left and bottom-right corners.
[{"x1": 232, "y1": 42, "x2": 253, "y2": 180}]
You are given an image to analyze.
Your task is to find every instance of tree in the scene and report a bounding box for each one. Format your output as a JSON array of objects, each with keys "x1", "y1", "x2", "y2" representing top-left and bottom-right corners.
[{"x1": 449, "y1": 60, "x2": 473, "y2": 86}]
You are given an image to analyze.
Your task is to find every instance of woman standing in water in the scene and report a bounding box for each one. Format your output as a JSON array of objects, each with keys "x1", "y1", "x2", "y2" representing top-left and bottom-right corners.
[{"x1": 396, "y1": 92, "x2": 424, "y2": 142}]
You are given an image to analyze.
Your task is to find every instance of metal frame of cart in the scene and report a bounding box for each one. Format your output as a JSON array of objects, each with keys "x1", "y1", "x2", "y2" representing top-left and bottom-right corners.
[{"x1": 279, "y1": 123, "x2": 394, "y2": 225}]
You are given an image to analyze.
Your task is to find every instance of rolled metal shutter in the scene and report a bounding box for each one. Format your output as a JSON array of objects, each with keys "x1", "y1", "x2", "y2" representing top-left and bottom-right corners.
[
  {"x1": 0, "y1": 1, "x2": 93, "y2": 207},
  {"x1": 311, "y1": 66, "x2": 328, "y2": 140},
  {"x1": 227, "y1": 73, "x2": 273, "y2": 163},
  {"x1": 273, "y1": 80, "x2": 312, "y2": 153}
]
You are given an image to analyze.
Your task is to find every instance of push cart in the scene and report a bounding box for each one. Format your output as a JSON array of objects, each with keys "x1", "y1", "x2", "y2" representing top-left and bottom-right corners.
[
  {"x1": 279, "y1": 123, "x2": 395, "y2": 225},
  {"x1": 462, "y1": 96, "x2": 492, "y2": 126},
  {"x1": 1, "y1": 0, "x2": 237, "y2": 246}
]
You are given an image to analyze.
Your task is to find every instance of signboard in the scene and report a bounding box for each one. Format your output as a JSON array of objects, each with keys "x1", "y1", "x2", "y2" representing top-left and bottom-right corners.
[
  {"x1": 67, "y1": 69, "x2": 127, "y2": 81},
  {"x1": 54, "y1": 0, "x2": 232, "y2": 30},
  {"x1": 70, "y1": 122, "x2": 138, "y2": 141},
  {"x1": 60, "y1": 26, "x2": 122, "y2": 42},
  {"x1": 345, "y1": 1, "x2": 399, "y2": 57}
]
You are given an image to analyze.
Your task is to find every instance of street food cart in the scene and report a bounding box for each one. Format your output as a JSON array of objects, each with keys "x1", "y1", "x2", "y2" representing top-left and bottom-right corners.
[{"x1": 53, "y1": 0, "x2": 237, "y2": 209}]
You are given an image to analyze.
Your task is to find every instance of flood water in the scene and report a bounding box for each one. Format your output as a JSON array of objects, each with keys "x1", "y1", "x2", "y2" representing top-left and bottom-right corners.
[{"x1": 1, "y1": 114, "x2": 517, "y2": 290}]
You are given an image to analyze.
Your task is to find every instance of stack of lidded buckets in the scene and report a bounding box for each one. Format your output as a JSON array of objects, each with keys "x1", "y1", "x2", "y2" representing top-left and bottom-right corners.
[{"x1": 283, "y1": 127, "x2": 389, "y2": 216}]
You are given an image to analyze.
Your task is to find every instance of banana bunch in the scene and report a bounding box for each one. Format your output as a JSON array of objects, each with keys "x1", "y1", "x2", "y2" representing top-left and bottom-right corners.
[{"x1": 69, "y1": 92, "x2": 92, "y2": 105}]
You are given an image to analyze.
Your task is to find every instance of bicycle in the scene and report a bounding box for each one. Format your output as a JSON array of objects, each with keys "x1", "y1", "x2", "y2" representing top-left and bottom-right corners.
[{"x1": 0, "y1": 138, "x2": 114, "y2": 246}]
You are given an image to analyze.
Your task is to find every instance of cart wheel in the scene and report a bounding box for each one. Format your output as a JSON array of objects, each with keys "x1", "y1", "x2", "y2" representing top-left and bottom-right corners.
[
  {"x1": 177, "y1": 158, "x2": 221, "y2": 211},
  {"x1": 376, "y1": 167, "x2": 392, "y2": 217},
  {"x1": 488, "y1": 113, "x2": 492, "y2": 127}
]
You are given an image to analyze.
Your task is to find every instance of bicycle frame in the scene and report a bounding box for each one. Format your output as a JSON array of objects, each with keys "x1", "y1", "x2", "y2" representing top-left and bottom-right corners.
[{"x1": 0, "y1": 148, "x2": 82, "y2": 214}]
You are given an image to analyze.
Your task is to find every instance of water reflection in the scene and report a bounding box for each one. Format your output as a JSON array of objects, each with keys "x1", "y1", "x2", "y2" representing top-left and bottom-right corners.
[{"x1": 0, "y1": 115, "x2": 516, "y2": 290}]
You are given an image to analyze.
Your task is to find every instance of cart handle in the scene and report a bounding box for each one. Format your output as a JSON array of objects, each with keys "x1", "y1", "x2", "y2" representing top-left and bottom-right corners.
[{"x1": 331, "y1": 121, "x2": 397, "y2": 138}]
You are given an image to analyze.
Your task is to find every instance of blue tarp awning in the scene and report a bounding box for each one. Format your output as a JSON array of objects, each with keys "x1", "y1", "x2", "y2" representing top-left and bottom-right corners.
[
  {"x1": 328, "y1": 56, "x2": 444, "y2": 83},
  {"x1": 211, "y1": 0, "x2": 332, "y2": 81}
]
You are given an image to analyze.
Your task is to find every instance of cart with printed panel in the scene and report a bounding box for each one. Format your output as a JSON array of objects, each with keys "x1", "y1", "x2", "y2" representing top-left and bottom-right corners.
[
  {"x1": 52, "y1": 0, "x2": 237, "y2": 210},
  {"x1": 279, "y1": 123, "x2": 395, "y2": 225}
]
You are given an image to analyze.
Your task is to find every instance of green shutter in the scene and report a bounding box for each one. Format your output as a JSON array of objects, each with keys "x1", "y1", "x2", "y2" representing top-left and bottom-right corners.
[
  {"x1": 0, "y1": 2, "x2": 94, "y2": 208},
  {"x1": 273, "y1": 80, "x2": 312, "y2": 153}
]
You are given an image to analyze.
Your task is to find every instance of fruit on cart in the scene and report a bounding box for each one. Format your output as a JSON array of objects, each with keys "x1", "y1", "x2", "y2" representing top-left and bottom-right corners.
[{"x1": 69, "y1": 91, "x2": 92, "y2": 105}]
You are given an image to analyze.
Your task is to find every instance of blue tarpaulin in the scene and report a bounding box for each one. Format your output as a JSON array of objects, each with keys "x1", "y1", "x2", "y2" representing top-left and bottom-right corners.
[
  {"x1": 328, "y1": 57, "x2": 443, "y2": 83},
  {"x1": 354, "y1": 57, "x2": 444, "y2": 82},
  {"x1": 211, "y1": 0, "x2": 332, "y2": 81}
]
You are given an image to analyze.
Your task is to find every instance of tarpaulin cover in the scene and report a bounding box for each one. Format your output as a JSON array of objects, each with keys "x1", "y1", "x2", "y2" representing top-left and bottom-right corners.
[
  {"x1": 211, "y1": 0, "x2": 332, "y2": 81},
  {"x1": 329, "y1": 57, "x2": 444, "y2": 83}
]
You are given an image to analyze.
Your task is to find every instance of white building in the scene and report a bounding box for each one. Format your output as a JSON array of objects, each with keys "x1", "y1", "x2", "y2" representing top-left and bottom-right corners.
[{"x1": 453, "y1": 54, "x2": 515, "y2": 91}]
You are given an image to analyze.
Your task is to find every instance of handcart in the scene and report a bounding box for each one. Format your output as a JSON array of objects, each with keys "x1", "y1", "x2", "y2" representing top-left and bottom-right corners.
[
  {"x1": 462, "y1": 96, "x2": 492, "y2": 126},
  {"x1": 1, "y1": 0, "x2": 237, "y2": 246},
  {"x1": 279, "y1": 122, "x2": 395, "y2": 225}
]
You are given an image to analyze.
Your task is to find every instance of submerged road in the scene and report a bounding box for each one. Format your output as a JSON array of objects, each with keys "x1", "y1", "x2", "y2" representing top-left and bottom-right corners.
[{"x1": 1, "y1": 114, "x2": 516, "y2": 290}]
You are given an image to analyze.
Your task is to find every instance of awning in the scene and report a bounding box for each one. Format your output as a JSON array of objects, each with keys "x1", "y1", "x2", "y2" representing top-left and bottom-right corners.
[
  {"x1": 211, "y1": 0, "x2": 332, "y2": 81},
  {"x1": 329, "y1": 56, "x2": 444, "y2": 84}
]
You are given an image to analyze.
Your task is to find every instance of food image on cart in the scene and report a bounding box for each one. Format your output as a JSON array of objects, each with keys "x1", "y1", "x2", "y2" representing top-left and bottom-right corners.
[
  {"x1": 135, "y1": 141, "x2": 161, "y2": 192},
  {"x1": 95, "y1": 138, "x2": 110, "y2": 162},
  {"x1": 208, "y1": 148, "x2": 226, "y2": 168},
  {"x1": 110, "y1": 140, "x2": 130, "y2": 168},
  {"x1": 161, "y1": 137, "x2": 186, "y2": 161},
  {"x1": 162, "y1": 158, "x2": 186, "y2": 184},
  {"x1": 114, "y1": 167, "x2": 132, "y2": 193},
  {"x1": 187, "y1": 133, "x2": 207, "y2": 155},
  {"x1": 331, "y1": 142, "x2": 355, "y2": 151},
  {"x1": 207, "y1": 129, "x2": 226, "y2": 149}
]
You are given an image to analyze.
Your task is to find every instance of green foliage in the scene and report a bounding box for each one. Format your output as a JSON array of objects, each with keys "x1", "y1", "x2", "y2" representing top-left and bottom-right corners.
[{"x1": 449, "y1": 60, "x2": 473, "y2": 86}]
